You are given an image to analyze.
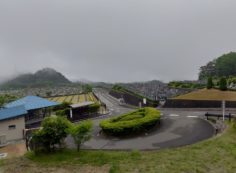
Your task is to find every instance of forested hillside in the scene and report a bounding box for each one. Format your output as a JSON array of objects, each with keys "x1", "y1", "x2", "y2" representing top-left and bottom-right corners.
[{"x1": 199, "y1": 52, "x2": 236, "y2": 79}]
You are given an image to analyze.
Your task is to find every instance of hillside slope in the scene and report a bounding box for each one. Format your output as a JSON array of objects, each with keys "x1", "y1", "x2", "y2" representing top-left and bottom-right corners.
[{"x1": 1, "y1": 68, "x2": 71, "y2": 89}]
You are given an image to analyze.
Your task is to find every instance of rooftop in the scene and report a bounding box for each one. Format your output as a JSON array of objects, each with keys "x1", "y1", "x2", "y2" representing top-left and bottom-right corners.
[
  {"x1": 0, "y1": 105, "x2": 27, "y2": 121},
  {"x1": 70, "y1": 101, "x2": 94, "y2": 109},
  {"x1": 5, "y1": 96, "x2": 59, "y2": 111}
]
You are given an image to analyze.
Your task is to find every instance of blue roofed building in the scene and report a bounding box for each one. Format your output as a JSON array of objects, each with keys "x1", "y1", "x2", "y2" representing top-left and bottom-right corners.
[
  {"x1": 0, "y1": 96, "x2": 59, "y2": 143},
  {"x1": 5, "y1": 96, "x2": 59, "y2": 110},
  {"x1": 5, "y1": 96, "x2": 59, "y2": 128},
  {"x1": 0, "y1": 105, "x2": 27, "y2": 122},
  {"x1": 0, "y1": 105, "x2": 27, "y2": 144}
]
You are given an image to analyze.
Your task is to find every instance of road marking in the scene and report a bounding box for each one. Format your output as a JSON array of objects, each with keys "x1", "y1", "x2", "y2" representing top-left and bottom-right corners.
[
  {"x1": 187, "y1": 115, "x2": 198, "y2": 118},
  {"x1": 169, "y1": 114, "x2": 179, "y2": 117}
]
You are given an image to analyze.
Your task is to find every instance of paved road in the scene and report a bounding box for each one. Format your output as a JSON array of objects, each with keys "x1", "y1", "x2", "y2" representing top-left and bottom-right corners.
[
  {"x1": 66, "y1": 89, "x2": 215, "y2": 150},
  {"x1": 89, "y1": 88, "x2": 134, "y2": 136}
]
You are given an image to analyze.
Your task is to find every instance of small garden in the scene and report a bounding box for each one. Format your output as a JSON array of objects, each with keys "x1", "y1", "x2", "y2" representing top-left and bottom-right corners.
[{"x1": 100, "y1": 107, "x2": 161, "y2": 135}]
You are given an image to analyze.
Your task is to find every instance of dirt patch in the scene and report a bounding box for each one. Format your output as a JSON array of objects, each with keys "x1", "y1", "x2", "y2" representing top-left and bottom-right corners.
[{"x1": 0, "y1": 142, "x2": 27, "y2": 158}]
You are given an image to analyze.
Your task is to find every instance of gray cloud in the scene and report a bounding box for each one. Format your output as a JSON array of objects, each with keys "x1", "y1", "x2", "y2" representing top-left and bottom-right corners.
[{"x1": 0, "y1": 0, "x2": 236, "y2": 83}]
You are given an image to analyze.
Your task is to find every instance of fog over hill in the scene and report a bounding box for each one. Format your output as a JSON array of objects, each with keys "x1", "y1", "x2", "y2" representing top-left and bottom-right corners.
[{"x1": 0, "y1": 68, "x2": 71, "y2": 89}]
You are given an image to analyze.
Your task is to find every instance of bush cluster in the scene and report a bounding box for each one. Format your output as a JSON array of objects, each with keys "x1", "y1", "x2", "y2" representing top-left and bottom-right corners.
[
  {"x1": 0, "y1": 94, "x2": 18, "y2": 107},
  {"x1": 31, "y1": 116, "x2": 92, "y2": 153},
  {"x1": 219, "y1": 77, "x2": 227, "y2": 91},
  {"x1": 100, "y1": 107, "x2": 161, "y2": 135},
  {"x1": 31, "y1": 116, "x2": 71, "y2": 153},
  {"x1": 207, "y1": 77, "x2": 214, "y2": 89}
]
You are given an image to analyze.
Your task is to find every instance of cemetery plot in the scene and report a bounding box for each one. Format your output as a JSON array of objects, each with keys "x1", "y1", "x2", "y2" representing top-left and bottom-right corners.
[{"x1": 47, "y1": 92, "x2": 98, "y2": 104}]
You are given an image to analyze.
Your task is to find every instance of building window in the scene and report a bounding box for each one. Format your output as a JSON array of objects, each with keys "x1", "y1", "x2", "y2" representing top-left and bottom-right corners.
[{"x1": 8, "y1": 125, "x2": 16, "y2": 130}]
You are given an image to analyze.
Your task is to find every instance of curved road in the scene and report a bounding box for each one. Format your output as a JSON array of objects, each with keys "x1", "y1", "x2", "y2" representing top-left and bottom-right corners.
[{"x1": 67, "y1": 88, "x2": 215, "y2": 150}]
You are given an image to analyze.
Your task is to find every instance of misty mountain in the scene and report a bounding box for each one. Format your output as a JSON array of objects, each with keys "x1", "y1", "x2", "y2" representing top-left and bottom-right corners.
[{"x1": 0, "y1": 68, "x2": 71, "y2": 89}]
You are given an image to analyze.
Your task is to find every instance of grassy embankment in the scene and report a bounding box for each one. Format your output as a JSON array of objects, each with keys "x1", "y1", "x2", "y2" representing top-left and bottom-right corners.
[
  {"x1": 173, "y1": 88, "x2": 236, "y2": 101},
  {"x1": 2, "y1": 122, "x2": 236, "y2": 173}
]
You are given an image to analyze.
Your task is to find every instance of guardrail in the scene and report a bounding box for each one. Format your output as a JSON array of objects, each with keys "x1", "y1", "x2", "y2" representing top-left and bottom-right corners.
[{"x1": 205, "y1": 112, "x2": 232, "y2": 121}]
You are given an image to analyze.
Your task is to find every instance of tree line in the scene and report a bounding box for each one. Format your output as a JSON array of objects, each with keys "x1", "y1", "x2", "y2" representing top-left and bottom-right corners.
[{"x1": 199, "y1": 52, "x2": 236, "y2": 80}]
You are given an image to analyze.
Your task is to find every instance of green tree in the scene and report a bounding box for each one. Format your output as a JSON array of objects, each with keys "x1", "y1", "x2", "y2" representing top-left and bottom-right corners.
[
  {"x1": 207, "y1": 77, "x2": 214, "y2": 89},
  {"x1": 0, "y1": 94, "x2": 17, "y2": 107},
  {"x1": 68, "y1": 120, "x2": 93, "y2": 151},
  {"x1": 55, "y1": 108, "x2": 70, "y2": 117},
  {"x1": 53, "y1": 102, "x2": 71, "y2": 118},
  {"x1": 53, "y1": 101, "x2": 71, "y2": 111},
  {"x1": 215, "y1": 52, "x2": 236, "y2": 77},
  {"x1": 228, "y1": 77, "x2": 236, "y2": 85},
  {"x1": 82, "y1": 84, "x2": 93, "y2": 94},
  {"x1": 199, "y1": 52, "x2": 236, "y2": 79},
  {"x1": 31, "y1": 116, "x2": 72, "y2": 153},
  {"x1": 219, "y1": 77, "x2": 227, "y2": 91}
]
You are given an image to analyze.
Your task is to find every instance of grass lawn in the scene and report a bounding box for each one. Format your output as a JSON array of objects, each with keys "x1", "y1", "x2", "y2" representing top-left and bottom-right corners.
[
  {"x1": 2, "y1": 123, "x2": 236, "y2": 173},
  {"x1": 0, "y1": 159, "x2": 3, "y2": 166},
  {"x1": 173, "y1": 88, "x2": 236, "y2": 101}
]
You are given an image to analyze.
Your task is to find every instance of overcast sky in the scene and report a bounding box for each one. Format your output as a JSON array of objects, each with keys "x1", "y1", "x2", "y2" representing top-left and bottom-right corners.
[{"x1": 0, "y1": 0, "x2": 236, "y2": 83}]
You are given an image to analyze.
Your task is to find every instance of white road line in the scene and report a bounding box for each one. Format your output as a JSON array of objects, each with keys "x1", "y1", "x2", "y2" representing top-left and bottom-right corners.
[
  {"x1": 169, "y1": 114, "x2": 180, "y2": 117},
  {"x1": 187, "y1": 115, "x2": 198, "y2": 118}
]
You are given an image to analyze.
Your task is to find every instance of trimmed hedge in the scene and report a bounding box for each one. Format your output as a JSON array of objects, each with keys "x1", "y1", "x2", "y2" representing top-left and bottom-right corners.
[{"x1": 100, "y1": 107, "x2": 161, "y2": 135}]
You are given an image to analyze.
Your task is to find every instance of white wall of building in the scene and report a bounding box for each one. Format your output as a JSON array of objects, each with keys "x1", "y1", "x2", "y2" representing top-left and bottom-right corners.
[{"x1": 0, "y1": 116, "x2": 25, "y2": 142}]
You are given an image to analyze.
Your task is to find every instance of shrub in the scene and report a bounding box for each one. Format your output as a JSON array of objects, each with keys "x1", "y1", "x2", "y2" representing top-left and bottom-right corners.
[
  {"x1": 219, "y1": 77, "x2": 227, "y2": 91},
  {"x1": 82, "y1": 84, "x2": 93, "y2": 93},
  {"x1": 0, "y1": 94, "x2": 18, "y2": 107},
  {"x1": 68, "y1": 120, "x2": 93, "y2": 151},
  {"x1": 55, "y1": 108, "x2": 70, "y2": 117},
  {"x1": 100, "y1": 107, "x2": 161, "y2": 135},
  {"x1": 31, "y1": 116, "x2": 72, "y2": 153},
  {"x1": 53, "y1": 101, "x2": 71, "y2": 111},
  {"x1": 207, "y1": 76, "x2": 214, "y2": 89}
]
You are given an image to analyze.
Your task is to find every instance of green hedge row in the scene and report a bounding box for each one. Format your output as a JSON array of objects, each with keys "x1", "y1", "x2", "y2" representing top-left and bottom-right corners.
[{"x1": 100, "y1": 107, "x2": 161, "y2": 135}]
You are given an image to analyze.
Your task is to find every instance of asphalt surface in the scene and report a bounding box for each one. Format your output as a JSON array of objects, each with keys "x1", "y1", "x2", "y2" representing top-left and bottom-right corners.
[{"x1": 66, "y1": 89, "x2": 215, "y2": 150}]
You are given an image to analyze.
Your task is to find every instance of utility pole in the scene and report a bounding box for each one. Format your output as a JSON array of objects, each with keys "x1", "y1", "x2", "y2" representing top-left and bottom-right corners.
[{"x1": 222, "y1": 100, "x2": 225, "y2": 122}]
